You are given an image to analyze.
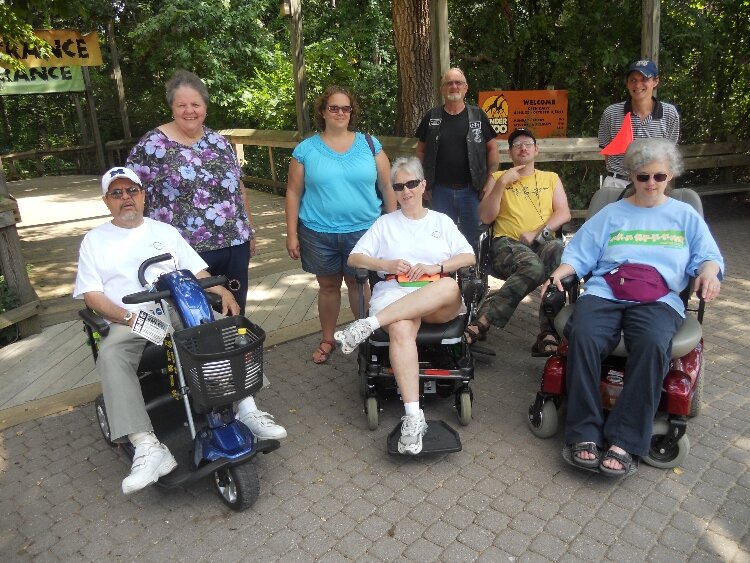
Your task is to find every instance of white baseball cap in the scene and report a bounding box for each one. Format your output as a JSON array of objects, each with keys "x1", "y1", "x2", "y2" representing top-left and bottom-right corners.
[{"x1": 101, "y1": 167, "x2": 142, "y2": 194}]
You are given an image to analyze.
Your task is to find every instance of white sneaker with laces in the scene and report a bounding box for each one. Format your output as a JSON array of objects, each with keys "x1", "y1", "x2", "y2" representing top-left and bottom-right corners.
[
  {"x1": 334, "y1": 319, "x2": 374, "y2": 354},
  {"x1": 239, "y1": 410, "x2": 287, "y2": 439},
  {"x1": 398, "y1": 410, "x2": 428, "y2": 455},
  {"x1": 121, "y1": 442, "x2": 178, "y2": 495}
]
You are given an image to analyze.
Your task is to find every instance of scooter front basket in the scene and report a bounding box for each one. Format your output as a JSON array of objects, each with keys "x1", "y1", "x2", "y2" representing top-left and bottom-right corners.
[{"x1": 173, "y1": 316, "x2": 265, "y2": 412}]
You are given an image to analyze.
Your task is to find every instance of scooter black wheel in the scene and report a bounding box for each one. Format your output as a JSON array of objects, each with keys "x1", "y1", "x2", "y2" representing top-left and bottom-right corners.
[
  {"x1": 643, "y1": 419, "x2": 690, "y2": 469},
  {"x1": 213, "y1": 463, "x2": 260, "y2": 511},
  {"x1": 94, "y1": 395, "x2": 116, "y2": 447}
]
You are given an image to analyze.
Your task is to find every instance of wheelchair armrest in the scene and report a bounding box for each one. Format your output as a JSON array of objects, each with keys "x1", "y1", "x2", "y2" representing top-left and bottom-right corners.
[
  {"x1": 458, "y1": 266, "x2": 484, "y2": 306},
  {"x1": 355, "y1": 268, "x2": 369, "y2": 284},
  {"x1": 78, "y1": 308, "x2": 110, "y2": 337},
  {"x1": 559, "y1": 274, "x2": 580, "y2": 291}
]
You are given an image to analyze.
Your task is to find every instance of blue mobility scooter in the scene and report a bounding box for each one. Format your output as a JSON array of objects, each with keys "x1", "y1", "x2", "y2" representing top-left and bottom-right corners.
[
  {"x1": 353, "y1": 267, "x2": 484, "y2": 455},
  {"x1": 80, "y1": 254, "x2": 279, "y2": 510},
  {"x1": 527, "y1": 187, "x2": 707, "y2": 468}
]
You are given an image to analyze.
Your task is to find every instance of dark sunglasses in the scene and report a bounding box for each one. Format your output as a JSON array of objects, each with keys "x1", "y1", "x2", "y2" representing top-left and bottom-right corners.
[
  {"x1": 393, "y1": 179, "x2": 422, "y2": 191},
  {"x1": 635, "y1": 172, "x2": 669, "y2": 183},
  {"x1": 327, "y1": 105, "x2": 352, "y2": 114},
  {"x1": 106, "y1": 186, "x2": 143, "y2": 199}
]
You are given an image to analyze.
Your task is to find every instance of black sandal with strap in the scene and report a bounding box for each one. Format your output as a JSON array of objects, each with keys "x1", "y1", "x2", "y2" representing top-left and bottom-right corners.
[
  {"x1": 599, "y1": 448, "x2": 639, "y2": 478},
  {"x1": 531, "y1": 330, "x2": 560, "y2": 357},
  {"x1": 563, "y1": 442, "x2": 601, "y2": 472},
  {"x1": 464, "y1": 319, "x2": 491, "y2": 345}
]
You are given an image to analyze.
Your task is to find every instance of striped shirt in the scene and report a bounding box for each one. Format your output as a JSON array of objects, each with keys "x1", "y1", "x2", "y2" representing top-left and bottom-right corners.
[{"x1": 598, "y1": 98, "x2": 680, "y2": 175}]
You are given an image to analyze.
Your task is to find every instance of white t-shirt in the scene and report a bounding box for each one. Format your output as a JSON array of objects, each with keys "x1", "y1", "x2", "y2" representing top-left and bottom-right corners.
[
  {"x1": 73, "y1": 217, "x2": 209, "y2": 312},
  {"x1": 351, "y1": 209, "x2": 473, "y2": 309}
]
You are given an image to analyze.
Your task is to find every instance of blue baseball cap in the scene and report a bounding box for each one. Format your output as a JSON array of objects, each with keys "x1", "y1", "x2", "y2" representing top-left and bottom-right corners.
[{"x1": 626, "y1": 59, "x2": 659, "y2": 78}]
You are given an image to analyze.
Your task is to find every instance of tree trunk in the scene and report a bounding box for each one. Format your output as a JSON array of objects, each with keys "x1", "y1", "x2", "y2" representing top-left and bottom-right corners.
[{"x1": 392, "y1": 0, "x2": 434, "y2": 137}]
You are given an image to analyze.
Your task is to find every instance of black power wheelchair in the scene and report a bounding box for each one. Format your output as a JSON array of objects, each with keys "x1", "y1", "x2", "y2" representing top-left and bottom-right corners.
[{"x1": 352, "y1": 266, "x2": 484, "y2": 453}]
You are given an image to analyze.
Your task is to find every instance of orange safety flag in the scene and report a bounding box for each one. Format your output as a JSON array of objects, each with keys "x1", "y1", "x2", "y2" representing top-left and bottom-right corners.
[{"x1": 600, "y1": 112, "x2": 634, "y2": 156}]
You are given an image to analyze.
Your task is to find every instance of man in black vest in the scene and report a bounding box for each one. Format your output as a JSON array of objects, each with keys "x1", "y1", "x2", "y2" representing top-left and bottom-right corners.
[{"x1": 415, "y1": 68, "x2": 499, "y2": 248}]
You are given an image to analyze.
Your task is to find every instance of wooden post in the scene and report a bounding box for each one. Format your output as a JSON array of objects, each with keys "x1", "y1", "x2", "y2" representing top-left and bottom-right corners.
[
  {"x1": 82, "y1": 67, "x2": 107, "y2": 171},
  {"x1": 0, "y1": 160, "x2": 41, "y2": 337},
  {"x1": 107, "y1": 20, "x2": 132, "y2": 140},
  {"x1": 288, "y1": 0, "x2": 311, "y2": 136},
  {"x1": 429, "y1": 0, "x2": 450, "y2": 105},
  {"x1": 641, "y1": 0, "x2": 660, "y2": 66}
]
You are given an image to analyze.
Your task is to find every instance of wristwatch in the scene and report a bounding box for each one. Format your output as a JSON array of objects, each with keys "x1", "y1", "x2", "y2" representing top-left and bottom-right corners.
[
  {"x1": 541, "y1": 225, "x2": 552, "y2": 241},
  {"x1": 123, "y1": 311, "x2": 134, "y2": 324}
]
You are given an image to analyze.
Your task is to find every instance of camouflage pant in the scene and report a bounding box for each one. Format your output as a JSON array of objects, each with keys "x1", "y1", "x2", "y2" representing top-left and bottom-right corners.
[{"x1": 479, "y1": 236, "x2": 564, "y2": 333}]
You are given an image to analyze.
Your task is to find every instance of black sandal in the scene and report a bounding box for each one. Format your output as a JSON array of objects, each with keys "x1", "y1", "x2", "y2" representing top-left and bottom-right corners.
[
  {"x1": 562, "y1": 442, "x2": 601, "y2": 472},
  {"x1": 464, "y1": 319, "x2": 490, "y2": 345},
  {"x1": 599, "y1": 448, "x2": 638, "y2": 478},
  {"x1": 531, "y1": 330, "x2": 560, "y2": 357}
]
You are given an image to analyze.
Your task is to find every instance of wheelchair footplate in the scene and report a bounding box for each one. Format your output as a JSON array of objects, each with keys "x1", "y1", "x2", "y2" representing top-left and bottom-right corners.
[{"x1": 386, "y1": 420, "x2": 462, "y2": 456}]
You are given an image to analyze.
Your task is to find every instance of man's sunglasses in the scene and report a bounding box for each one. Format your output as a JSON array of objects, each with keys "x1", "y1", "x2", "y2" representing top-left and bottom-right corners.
[
  {"x1": 635, "y1": 173, "x2": 668, "y2": 183},
  {"x1": 106, "y1": 186, "x2": 143, "y2": 199},
  {"x1": 327, "y1": 105, "x2": 352, "y2": 114},
  {"x1": 393, "y1": 179, "x2": 422, "y2": 191}
]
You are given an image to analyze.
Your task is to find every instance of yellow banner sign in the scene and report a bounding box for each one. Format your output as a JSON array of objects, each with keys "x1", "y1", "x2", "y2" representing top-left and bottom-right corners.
[
  {"x1": 0, "y1": 30, "x2": 102, "y2": 68},
  {"x1": 478, "y1": 90, "x2": 568, "y2": 139}
]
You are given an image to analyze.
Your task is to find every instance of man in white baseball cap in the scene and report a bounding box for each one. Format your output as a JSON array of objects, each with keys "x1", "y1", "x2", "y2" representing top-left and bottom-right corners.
[{"x1": 73, "y1": 166, "x2": 286, "y2": 495}]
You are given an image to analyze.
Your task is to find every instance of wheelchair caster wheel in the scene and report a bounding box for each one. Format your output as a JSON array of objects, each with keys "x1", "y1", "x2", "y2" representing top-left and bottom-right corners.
[
  {"x1": 643, "y1": 419, "x2": 690, "y2": 468},
  {"x1": 456, "y1": 389, "x2": 472, "y2": 426},
  {"x1": 527, "y1": 399, "x2": 558, "y2": 438},
  {"x1": 95, "y1": 395, "x2": 116, "y2": 447},
  {"x1": 365, "y1": 396, "x2": 379, "y2": 430}
]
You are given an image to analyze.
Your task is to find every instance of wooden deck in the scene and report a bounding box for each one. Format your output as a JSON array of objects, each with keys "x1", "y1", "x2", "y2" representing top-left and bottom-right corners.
[{"x1": 1, "y1": 176, "x2": 353, "y2": 430}]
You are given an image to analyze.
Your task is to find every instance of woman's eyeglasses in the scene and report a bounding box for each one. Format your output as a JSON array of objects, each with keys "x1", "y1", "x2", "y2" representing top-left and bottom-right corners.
[
  {"x1": 106, "y1": 186, "x2": 143, "y2": 199},
  {"x1": 393, "y1": 179, "x2": 422, "y2": 191},
  {"x1": 635, "y1": 173, "x2": 668, "y2": 183},
  {"x1": 327, "y1": 105, "x2": 352, "y2": 114}
]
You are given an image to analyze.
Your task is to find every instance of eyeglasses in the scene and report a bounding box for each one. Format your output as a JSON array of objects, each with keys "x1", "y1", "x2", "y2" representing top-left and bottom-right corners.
[
  {"x1": 635, "y1": 172, "x2": 669, "y2": 183},
  {"x1": 442, "y1": 80, "x2": 466, "y2": 88},
  {"x1": 393, "y1": 179, "x2": 422, "y2": 192},
  {"x1": 511, "y1": 141, "x2": 536, "y2": 148},
  {"x1": 106, "y1": 186, "x2": 143, "y2": 199},
  {"x1": 327, "y1": 105, "x2": 352, "y2": 114}
]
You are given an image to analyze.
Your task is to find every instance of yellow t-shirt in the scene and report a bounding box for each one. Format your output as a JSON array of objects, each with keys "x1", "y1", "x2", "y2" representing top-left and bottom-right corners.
[{"x1": 491, "y1": 169, "x2": 559, "y2": 240}]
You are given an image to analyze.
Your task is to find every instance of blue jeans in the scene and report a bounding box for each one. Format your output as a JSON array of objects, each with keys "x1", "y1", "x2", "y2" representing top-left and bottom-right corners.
[
  {"x1": 563, "y1": 295, "x2": 683, "y2": 456},
  {"x1": 200, "y1": 241, "x2": 251, "y2": 315},
  {"x1": 297, "y1": 222, "x2": 367, "y2": 278},
  {"x1": 430, "y1": 184, "x2": 481, "y2": 248}
]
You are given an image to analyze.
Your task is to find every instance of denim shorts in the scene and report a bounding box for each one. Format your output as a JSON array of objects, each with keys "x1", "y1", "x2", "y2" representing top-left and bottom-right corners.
[{"x1": 298, "y1": 222, "x2": 367, "y2": 277}]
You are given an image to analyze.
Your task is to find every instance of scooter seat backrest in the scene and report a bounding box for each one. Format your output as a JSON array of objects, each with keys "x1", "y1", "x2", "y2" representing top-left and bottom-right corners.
[
  {"x1": 554, "y1": 304, "x2": 702, "y2": 359},
  {"x1": 587, "y1": 187, "x2": 703, "y2": 219}
]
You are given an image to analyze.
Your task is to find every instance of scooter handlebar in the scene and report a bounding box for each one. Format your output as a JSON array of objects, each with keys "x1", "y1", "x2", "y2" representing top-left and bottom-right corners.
[
  {"x1": 138, "y1": 253, "x2": 173, "y2": 286},
  {"x1": 122, "y1": 275, "x2": 228, "y2": 305}
]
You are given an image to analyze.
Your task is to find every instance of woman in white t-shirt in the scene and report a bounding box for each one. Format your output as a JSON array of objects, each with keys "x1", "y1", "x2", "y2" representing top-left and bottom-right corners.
[{"x1": 334, "y1": 157, "x2": 476, "y2": 455}]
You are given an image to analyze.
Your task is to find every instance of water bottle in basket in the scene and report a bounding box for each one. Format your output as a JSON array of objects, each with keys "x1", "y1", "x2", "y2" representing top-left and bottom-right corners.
[{"x1": 235, "y1": 327, "x2": 251, "y2": 349}]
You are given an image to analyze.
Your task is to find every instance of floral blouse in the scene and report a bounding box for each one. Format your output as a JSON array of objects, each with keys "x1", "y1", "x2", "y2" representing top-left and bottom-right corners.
[{"x1": 126, "y1": 126, "x2": 251, "y2": 253}]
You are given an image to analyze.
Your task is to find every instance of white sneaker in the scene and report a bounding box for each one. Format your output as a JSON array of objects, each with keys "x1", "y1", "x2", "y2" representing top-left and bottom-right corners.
[
  {"x1": 398, "y1": 410, "x2": 428, "y2": 455},
  {"x1": 239, "y1": 410, "x2": 287, "y2": 439},
  {"x1": 121, "y1": 442, "x2": 178, "y2": 495},
  {"x1": 334, "y1": 319, "x2": 374, "y2": 354}
]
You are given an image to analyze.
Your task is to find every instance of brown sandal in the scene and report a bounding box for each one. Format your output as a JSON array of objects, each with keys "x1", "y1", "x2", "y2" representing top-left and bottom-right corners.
[
  {"x1": 464, "y1": 319, "x2": 491, "y2": 345},
  {"x1": 312, "y1": 340, "x2": 336, "y2": 364}
]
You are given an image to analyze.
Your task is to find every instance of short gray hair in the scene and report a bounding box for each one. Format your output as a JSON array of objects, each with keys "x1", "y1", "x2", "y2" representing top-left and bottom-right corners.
[
  {"x1": 390, "y1": 157, "x2": 424, "y2": 184},
  {"x1": 624, "y1": 138, "x2": 684, "y2": 177},
  {"x1": 165, "y1": 70, "x2": 210, "y2": 106}
]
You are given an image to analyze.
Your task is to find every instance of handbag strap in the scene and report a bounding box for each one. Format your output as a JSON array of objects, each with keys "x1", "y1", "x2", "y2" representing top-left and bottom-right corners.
[{"x1": 364, "y1": 133, "x2": 376, "y2": 156}]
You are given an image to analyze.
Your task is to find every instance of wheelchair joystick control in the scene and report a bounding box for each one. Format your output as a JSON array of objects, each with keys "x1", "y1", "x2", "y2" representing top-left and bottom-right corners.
[{"x1": 542, "y1": 280, "x2": 566, "y2": 321}]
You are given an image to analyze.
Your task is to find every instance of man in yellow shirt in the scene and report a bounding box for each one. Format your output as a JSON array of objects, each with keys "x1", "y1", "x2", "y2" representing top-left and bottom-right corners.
[{"x1": 465, "y1": 129, "x2": 571, "y2": 356}]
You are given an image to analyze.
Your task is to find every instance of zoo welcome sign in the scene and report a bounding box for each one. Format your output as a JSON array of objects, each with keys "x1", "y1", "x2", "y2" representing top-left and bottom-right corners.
[{"x1": 478, "y1": 90, "x2": 568, "y2": 139}]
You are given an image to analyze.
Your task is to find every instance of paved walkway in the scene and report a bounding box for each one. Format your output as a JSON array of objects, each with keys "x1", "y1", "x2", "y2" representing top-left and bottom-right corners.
[{"x1": 1, "y1": 194, "x2": 749, "y2": 561}]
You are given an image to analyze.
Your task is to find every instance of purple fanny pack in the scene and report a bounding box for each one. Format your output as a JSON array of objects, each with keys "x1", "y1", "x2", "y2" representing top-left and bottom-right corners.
[{"x1": 603, "y1": 263, "x2": 669, "y2": 302}]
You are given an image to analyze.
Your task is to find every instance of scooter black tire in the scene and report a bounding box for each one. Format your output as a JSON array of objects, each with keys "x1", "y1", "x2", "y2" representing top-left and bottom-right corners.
[{"x1": 213, "y1": 462, "x2": 260, "y2": 511}]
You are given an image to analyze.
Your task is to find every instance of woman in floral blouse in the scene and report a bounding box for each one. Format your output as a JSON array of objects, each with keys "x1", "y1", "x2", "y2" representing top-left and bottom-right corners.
[{"x1": 127, "y1": 70, "x2": 255, "y2": 313}]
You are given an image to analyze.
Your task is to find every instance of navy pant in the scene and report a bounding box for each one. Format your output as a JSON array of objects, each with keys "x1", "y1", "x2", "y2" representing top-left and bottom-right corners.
[
  {"x1": 430, "y1": 184, "x2": 481, "y2": 249},
  {"x1": 563, "y1": 295, "x2": 683, "y2": 456},
  {"x1": 200, "y1": 241, "x2": 250, "y2": 315}
]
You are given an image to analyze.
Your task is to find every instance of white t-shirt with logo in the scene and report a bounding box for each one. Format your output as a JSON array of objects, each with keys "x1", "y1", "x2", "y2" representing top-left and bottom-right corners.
[{"x1": 73, "y1": 217, "x2": 208, "y2": 312}]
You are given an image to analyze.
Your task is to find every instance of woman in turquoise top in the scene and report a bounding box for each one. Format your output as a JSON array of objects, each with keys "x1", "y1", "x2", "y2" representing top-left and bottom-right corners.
[{"x1": 285, "y1": 85, "x2": 396, "y2": 364}]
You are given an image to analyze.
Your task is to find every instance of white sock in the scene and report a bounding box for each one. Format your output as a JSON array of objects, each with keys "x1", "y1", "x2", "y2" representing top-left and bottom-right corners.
[
  {"x1": 236, "y1": 396, "x2": 258, "y2": 418},
  {"x1": 365, "y1": 316, "x2": 380, "y2": 331},
  {"x1": 128, "y1": 431, "x2": 157, "y2": 447},
  {"x1": 404, "y1": 401, "x2": 420, "y2": 417}
]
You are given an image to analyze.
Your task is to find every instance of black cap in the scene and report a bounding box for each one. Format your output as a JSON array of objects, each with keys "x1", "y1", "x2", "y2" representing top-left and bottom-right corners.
[{"x1": 508, "y1": 128, "x2": 536, "y2": 147}]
